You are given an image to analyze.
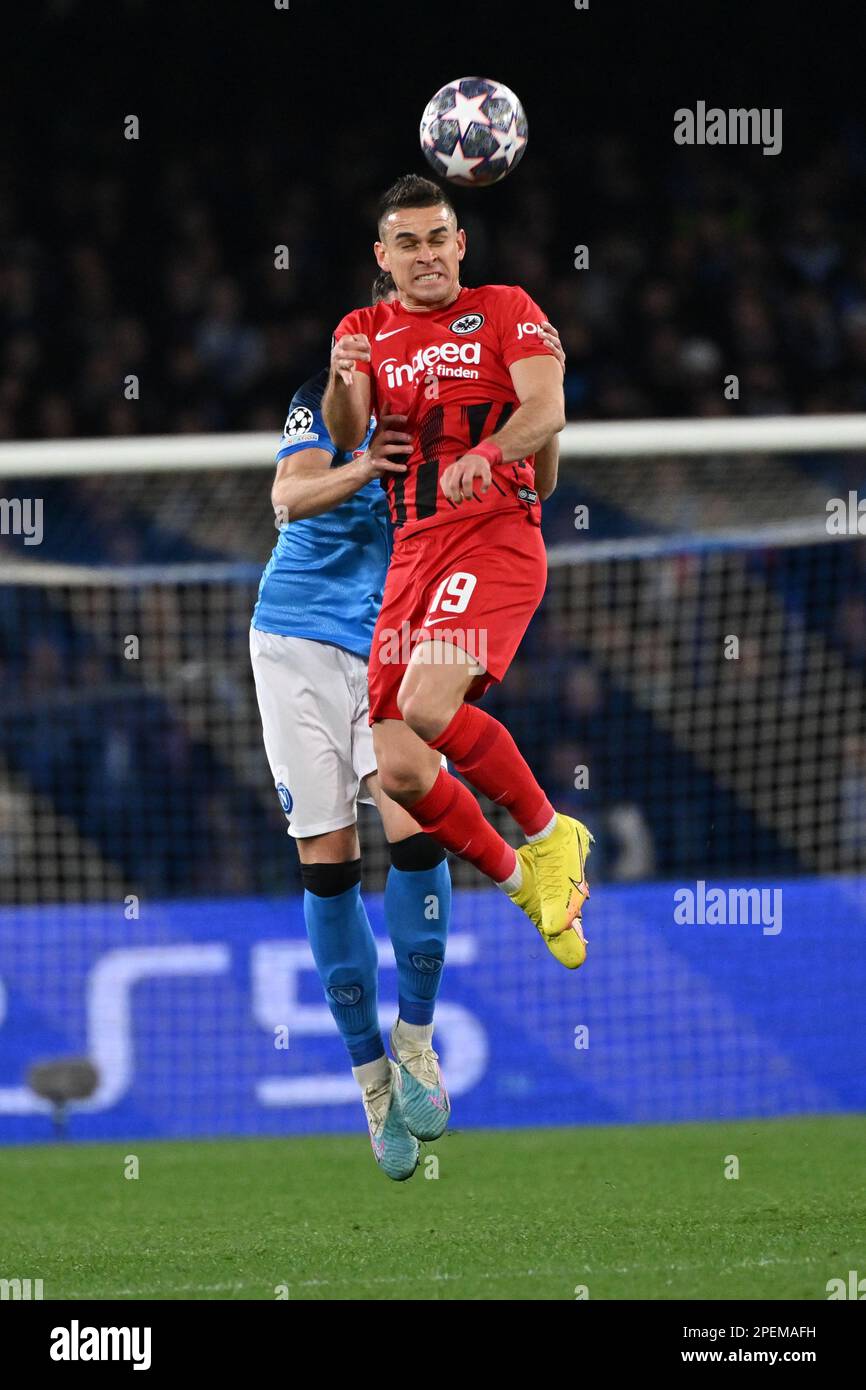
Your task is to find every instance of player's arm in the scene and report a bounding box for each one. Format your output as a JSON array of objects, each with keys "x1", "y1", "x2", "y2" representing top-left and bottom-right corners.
[
  {"x1": 440, "y1": 355, "x2": 565, "y2": 503},
  {"x1": 532, "y1": 320, "x2": 565, "y2": 500},
  {"x1": 271, "y1": 416, "x2": 410, "y2": 523},
  {"x1": 495, "y1": 355, "x2": 566, "y2": 460},
  {"x1": 533, "y1": 435, "x2": 559, "y2": 501},
  {"x1": 322, "y1": 333, "x2": 373, "y2": 452}
]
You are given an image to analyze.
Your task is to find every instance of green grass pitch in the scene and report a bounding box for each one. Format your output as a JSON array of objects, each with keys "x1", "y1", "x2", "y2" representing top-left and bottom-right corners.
[{"x1": 2, "y1": 1116, "x2": 863, "y2": 1300}]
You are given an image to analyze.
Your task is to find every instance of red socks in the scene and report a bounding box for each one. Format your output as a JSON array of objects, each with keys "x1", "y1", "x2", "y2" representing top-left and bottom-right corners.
[
  {"x1": 408, "y1": 768, "x2": 516, "y2": 884},
  {"x1": 430, "y1": 704, "x2": 554, "y2": 836},
  {"x1": 405, "y1": 705, "x2": 554, "y2": 885}
]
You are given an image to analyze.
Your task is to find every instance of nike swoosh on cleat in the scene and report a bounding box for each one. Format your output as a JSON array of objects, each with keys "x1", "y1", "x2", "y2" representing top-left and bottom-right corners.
[
  {"x1": 575, "y1": 826, "x2": 585, "y2": 859},
  {"x1": 565, "y1": 877, "x2": 589, "y2": 916}
]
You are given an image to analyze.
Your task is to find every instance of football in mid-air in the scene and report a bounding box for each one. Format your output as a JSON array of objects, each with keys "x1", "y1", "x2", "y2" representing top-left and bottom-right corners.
[{"x1": 420, "y1": 77, "x2": 528, "y2": 186}]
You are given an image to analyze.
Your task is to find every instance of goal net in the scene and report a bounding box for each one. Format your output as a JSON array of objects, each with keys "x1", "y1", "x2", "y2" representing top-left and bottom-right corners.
[{"x1": 1, "y1": 421, "x2": 863, "y2": 901}]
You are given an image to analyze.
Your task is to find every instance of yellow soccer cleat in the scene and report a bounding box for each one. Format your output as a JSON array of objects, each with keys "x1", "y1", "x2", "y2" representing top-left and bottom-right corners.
[
  {"x1": 506, "y1": 842, "x2": 543, "y2": 926},
  {"x1": 532, "y1": 813, "x2": 594, "y2": 950},
  {"x1": 507, "y1": 838, "x2": 589, "y2": 971}
]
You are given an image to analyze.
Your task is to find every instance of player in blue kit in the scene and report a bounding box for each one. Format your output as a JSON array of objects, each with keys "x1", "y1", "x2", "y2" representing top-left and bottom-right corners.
[{"x1": 251, "y1": 274, "x2": 450, "y2": 1181}]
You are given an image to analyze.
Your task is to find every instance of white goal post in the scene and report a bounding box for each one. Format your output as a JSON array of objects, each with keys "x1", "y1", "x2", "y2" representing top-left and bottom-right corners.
[{"x1": 1, "y1": 412, "x2": 866, "y2": 477}]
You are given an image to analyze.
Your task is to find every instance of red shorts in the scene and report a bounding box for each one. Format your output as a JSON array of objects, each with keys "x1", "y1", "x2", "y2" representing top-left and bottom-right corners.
[{"x1": 368, "y1": 507, "x2": 547, "y2": 724}]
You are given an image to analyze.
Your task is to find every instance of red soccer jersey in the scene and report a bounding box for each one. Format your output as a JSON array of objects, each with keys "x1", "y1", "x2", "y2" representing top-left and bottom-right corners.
[{"x1": 332, "y1": 283, "x2": 552, "y2": 539}]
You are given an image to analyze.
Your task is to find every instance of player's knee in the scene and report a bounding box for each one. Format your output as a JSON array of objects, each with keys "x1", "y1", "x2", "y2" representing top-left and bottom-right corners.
[
  {"x1": 299, "y1": 860, "x2": 361, "y2": 897},
  {"x1": 389, "y1": 833, "x2": 446, "y2": 872},
  {"x1": 397, "y1": 686, "x2": 445, "y2": 742},
  {"x1": 377, "y1": 756, "x2": 428, "y2": 808}
]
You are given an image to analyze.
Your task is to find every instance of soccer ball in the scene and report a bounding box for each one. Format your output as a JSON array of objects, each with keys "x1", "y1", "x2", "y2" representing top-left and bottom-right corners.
[{"x1": 419, "y1": 77, "x2": 528, "y2": 187}]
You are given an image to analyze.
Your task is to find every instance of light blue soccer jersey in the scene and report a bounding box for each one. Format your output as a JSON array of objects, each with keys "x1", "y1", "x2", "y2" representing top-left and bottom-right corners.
[{"x1": 251, "y1": 369, "x2": 392, "y2": 659}]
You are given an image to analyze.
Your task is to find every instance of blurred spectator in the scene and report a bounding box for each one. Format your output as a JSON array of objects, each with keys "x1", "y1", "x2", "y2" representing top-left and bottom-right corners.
[{"x1": 4, "y1": 133, "x2": 866, "y2": 438}]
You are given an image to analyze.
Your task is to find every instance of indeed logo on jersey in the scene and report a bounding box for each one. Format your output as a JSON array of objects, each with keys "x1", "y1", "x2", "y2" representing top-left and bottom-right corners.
[{"x1": 379, "y1": 340, "x2": 481, "y2": 389}]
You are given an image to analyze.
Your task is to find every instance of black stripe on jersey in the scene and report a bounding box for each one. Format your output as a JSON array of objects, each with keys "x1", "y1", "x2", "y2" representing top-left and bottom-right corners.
[
  {"x1": 470, "y1": 400, "x2": 512, "y2": 496},
  {"x1": 464, "y1": 401, "x2": 493, "y2": 449},
  {"x1": 391, "y1": 472, "x2": 408, "y2": 527},
  {"x1": 414, "y1": 403, "x2": 445, "y2": 520}
]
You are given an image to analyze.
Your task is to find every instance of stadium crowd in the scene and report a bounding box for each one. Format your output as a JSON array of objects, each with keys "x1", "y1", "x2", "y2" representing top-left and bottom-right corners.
[{"x1": 4, "y1": 131, "x2": 866, "y2": 444}]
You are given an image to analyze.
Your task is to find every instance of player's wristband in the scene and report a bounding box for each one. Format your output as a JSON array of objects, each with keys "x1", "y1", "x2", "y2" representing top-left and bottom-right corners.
[{"x1": 472, "y1": 439, "x2": 504, "y2": 469}]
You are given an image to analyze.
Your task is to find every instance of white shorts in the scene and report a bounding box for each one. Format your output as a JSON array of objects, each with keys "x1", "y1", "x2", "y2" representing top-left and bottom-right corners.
[{"x1": 249, "y1": 629, "x2": 377, "y2": 839}]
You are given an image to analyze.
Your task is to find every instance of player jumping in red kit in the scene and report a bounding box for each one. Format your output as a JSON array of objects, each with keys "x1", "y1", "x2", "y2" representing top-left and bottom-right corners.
[{"x1": 323, "y1": 173, "x2": 593, "y2": 971}]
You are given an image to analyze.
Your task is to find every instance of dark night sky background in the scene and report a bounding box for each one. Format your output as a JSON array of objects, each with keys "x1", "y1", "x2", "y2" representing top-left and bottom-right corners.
[{"x1": 7, "y1": 0, "x2": 865, "y2": 219}]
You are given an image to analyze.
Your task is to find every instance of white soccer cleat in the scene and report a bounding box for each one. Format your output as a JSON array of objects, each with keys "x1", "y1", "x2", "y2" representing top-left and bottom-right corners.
[
  {"x1": 362, "y1": 1059, "x2": 419, "y2": 1181},
  {"x1": 389, "y1": 1024, "x2": 451, "y2": 1141}
]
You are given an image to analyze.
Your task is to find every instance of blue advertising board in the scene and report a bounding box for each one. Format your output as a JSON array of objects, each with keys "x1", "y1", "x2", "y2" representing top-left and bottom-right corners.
[{"x1": 0, "y1": 877, "x2": 864, "y2": 1143}]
